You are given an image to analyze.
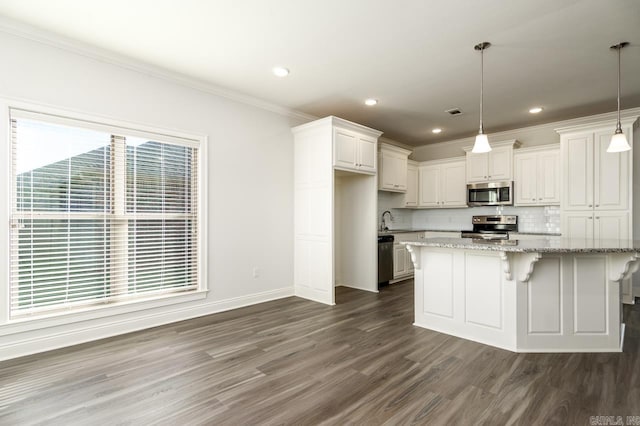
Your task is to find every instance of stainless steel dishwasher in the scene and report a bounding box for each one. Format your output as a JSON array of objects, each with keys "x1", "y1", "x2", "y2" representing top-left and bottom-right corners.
[{"x1": 378, "y1": 235, "x2": 394, "y2": 286}]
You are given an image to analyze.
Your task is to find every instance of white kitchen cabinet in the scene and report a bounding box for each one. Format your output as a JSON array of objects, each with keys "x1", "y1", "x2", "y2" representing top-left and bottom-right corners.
[
  {"x1": 558, "y1": 118, "x2": 637, "y2": 305},
  {"x1": 401, "y1": 160, "x2": 419, "y2": 207},
  {"x1": 378, "y1": 144, "x2": 412, "y2": 192},
  {"x1": 561, "y1": 127, "x2": 630, "y2": 211},
  {"x1": 514, "y1": 146, "x2": 560, "y2": 206},
  {"x1": 390, "y1": 232, "x2": 423, "y2": 282},
  {"x1": 333, "y1": 127, "x2": 377, "y2": 174},
  {"x1": 561, "y1": 210, "x2": 629, "y2": 242},
  {"x1": 464, "y1": 140, "x2": 519, "y2": 183},
  {"x1": 418, "y1": 158, "x2": 466, "y2": 208},
  {"x1": 393, "y1": 244, "x2": 408, "y2": 278},
  {"x1": 293, "y1": 116, "x2": 383, "y2": 305},
  {"x1": 418, "y1": 164, "x2": 439, "y2": 207}
]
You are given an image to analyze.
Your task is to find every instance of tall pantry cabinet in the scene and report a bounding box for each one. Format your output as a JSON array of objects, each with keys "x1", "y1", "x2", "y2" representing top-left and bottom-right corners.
[
  {"x1": 293, "y1": 116, "x2": 383, "y2": 305},
  {"x1": 558, "y1": 117, "x2": 639, "y2": 303}
]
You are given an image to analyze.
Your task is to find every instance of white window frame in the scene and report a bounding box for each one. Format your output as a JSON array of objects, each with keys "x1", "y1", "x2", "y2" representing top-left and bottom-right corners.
[{"x1": 0, "y1": 100, "x2": 208, "y2": 333}]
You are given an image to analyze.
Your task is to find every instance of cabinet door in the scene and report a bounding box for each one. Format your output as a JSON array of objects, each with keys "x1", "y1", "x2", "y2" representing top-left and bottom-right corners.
[
  {"x1": 537, "y1": 150, "x2": 560, "y2": 205},
  {"x1": 357, "y1": 135, "x2": 377, "y2": 173},
  {"x1": 404, "y1": 164, "x2": 418, "y2": 207},
  {"x1": 514, "y1": 153, "x2": 538, "y2": 205},
  {"x1": 488, "y1": 146, "x2": 512, "y2": 181},
  {"x1": 594, "y1": 129, "x2": 629, "y2": 211},
  {"x1": 466, "y1": 153, "x2": 488, "y2": 183},
  {"x1": 594, "y1": 211, "x2": 630, "y2": 245},
  {"x1": 418, "y1": 165, "x2": 440, "y2": 207},
  {"x1": 561, "y1": 211, "x2": 594, "y2": 240},
  {"x1": 379, "y1": 151, "x2": 406, "y2": 191},
  {"x1": 562, "y1": 133, "x2": 594, "y2": 210},
  {"x1": 404, "y1": 246, "x2": 414, "y2": 273},
  {"x1": 393, "y1": 244, "x2": 407, "y2": 278},
  {"x1": 440, "y1": 161, "x2": 467, "y2": 207},
  {"x1": 333, "y1": 128, "x2": 358, "y2": 170}
]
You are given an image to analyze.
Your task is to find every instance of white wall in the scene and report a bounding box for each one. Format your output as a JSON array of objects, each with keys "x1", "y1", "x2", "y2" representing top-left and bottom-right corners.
[{"x1": 0, "y1": 30, "x2": 304, "y2": 359}]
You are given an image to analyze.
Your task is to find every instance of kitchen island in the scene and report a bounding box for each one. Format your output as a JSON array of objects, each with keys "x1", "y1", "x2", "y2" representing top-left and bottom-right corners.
[{"x1": 402, "y1": 237, "x2": 640, "y2": 352}]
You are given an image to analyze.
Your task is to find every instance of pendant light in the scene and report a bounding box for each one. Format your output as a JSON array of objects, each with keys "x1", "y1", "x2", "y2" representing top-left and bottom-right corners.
[
  {"x1": 472, "y1": 42, "x2": 491, "y2": 153},
  {"x1": 607, "y1": 42, "x2": 631, "y2": 153}
]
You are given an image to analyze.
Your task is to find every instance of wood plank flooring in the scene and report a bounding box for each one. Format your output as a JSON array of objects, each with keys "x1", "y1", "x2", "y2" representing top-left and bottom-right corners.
[{"x1": 1, "y1": 280, "x2": 639, "y2": 425}]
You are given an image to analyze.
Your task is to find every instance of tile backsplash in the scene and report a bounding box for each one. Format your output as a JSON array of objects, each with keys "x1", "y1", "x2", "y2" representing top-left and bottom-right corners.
[
  {"x1": 378, "y1": 191, "x2": 561, "y2": 234},
  {"x1": 410, "y1": 205, "x2": 560, "y2": 233}
]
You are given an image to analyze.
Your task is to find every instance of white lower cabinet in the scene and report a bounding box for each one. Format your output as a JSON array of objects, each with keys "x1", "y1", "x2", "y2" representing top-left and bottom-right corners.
[
  {"x1": 390, "y1": 232, "x2": 423, "y2": 282},
  {"x1": 393, "y1": 244, "x2": 409, "y2": 279}
]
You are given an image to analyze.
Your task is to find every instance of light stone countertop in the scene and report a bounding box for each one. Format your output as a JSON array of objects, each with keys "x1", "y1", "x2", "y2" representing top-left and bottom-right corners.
[{"x1": 400, "y1": 237, "x2": 640, "y2": 253}]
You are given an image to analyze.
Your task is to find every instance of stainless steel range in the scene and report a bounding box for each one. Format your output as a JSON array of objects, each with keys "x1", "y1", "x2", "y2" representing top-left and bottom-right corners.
[{"x1": 461, "y1": 215, "x2": 518, "y2": 240}]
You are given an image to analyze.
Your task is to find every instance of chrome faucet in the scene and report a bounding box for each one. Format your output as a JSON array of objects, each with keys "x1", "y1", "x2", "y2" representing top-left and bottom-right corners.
[{"x1": 381, "y1": 210, "x2": 393, "y2": 231}]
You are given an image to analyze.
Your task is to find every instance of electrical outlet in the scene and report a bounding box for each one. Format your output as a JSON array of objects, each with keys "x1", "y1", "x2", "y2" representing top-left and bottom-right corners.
[{"x1": 252, "y1": 268, "x2": 260, "y2": 278}]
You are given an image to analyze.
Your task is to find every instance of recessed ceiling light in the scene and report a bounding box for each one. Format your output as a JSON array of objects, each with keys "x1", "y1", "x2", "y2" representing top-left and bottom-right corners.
[
  {"x1": 364, "y1": 98, "x2": 378, "y2": 106},
  {"x1": 432, "y1": 128, "x2": 442, "y2": 134},
  {"x1": 272, "y1": 67, "x2": 290, "y2": 77},
  {"x1": 529, "y1": 107, "x2": 543, "y2": 114}
]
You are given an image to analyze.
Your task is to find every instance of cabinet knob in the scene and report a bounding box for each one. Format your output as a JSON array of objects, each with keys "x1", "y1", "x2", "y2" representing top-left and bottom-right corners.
[
  {"x1": 484, "y1": 176, "x2": 487, "y2": 179},
  {"x1": 588, "y1": 216, "x2": 593, "y2": 219},
  {"x1": 488, "y1": 175, "x2": 492, "y2": 178},
  {"x1": 595, "y1": 204, "x2": 599, "y2": 207},
  {"x1": 532, "y1": 198, "x2": 536, "y2": 201},
  {"x1": 595, "y1": 216, "x2": 600, "y2": 219},
  {"x1": 588, "y1": 204, "x2": 592, "y2": 207}
]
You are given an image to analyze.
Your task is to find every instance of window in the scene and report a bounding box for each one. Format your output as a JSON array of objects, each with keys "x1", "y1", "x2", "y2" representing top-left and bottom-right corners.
[{"x1": 9, "y1": 109, "x2": 203, "y2": 318}]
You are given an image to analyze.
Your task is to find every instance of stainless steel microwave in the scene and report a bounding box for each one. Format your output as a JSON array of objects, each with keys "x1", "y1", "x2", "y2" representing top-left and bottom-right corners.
[{"x1": 467, "y1": 181, "x2": 513, "y2": 206}]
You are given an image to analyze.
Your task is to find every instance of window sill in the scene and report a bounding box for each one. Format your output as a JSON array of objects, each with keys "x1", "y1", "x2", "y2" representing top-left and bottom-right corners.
[{"x1": 0, "y1": 289, "x2": 209, "y2": 337}]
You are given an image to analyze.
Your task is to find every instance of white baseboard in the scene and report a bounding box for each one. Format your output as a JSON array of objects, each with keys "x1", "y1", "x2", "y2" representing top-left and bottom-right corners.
[{"x1": 0, "y1": 287, "x2": 294, "y2": 362}]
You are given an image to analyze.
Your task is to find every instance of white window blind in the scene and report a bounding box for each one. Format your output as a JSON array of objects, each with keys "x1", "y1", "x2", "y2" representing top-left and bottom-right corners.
[{"x1": 9, "y1": 111, "x2": 200, "y2": 318}]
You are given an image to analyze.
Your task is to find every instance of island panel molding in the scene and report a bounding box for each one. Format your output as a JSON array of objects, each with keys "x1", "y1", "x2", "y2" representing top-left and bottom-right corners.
[{"x1": 403, "y1": 238, "x2": 639, "y2": 352}]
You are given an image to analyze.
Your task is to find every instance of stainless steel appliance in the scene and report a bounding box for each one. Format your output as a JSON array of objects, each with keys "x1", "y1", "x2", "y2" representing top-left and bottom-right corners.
[
  {"x1": 461, "y1": 215, "x2": 518, "y2": 240},
  {"x1": 467, "y1": 181, "x2": 513, "y2": 206},
  {"x1": 378, "y1": 235, "x2": 394, "y2": 286}
]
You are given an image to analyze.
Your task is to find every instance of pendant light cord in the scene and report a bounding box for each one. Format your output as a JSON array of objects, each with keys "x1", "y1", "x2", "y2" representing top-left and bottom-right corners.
[
  {"x1": 479, "y1": 45, "x2": 484, "y2": 134},
  {"x1": 616, "y1": 44, "x2": 621, "y2": 132}
]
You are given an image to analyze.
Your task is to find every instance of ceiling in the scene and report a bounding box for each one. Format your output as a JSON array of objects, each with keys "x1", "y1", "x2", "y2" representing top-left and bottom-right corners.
[{"x1": 0, "y1": 0, "x2": 639, "y2": 146}]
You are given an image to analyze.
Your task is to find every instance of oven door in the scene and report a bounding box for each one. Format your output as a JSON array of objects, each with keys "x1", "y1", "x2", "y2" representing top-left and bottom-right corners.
[{"x1": 467, "y1": 182, "x2": 513, "y2": 206}]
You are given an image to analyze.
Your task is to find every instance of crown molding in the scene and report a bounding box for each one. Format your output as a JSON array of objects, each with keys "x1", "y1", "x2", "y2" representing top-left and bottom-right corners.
[
  {"x1": 292, "y1": 115, "x2": 383, "y2": 137},
  {"x1": 417, "y1": 107, "x2": 640, "y2": 150},
  {"x1": 0, "y1": 16, "x2": 317, "y2": 123},
  {"x1": 378, "y1": 136, "x2": 414, "y2": 151}
]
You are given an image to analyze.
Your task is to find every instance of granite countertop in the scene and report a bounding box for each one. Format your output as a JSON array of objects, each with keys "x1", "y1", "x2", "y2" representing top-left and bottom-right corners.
[
  {"x1": 379, "y1": 229, "x2": 560, "y2": 236},
  {"x1": 378, "y1": 229, "x2": 463, "y2": 235},
  {"x1": 510, "y1": 231, "x2": 562, "y2": 236},
  {"x1": 400, "y1": 237, "x2": 640, "y2": 253}
]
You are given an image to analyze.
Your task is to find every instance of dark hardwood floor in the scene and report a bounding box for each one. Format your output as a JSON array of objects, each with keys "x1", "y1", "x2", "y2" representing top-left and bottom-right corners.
[{"x1": 1, "y1": 280, "x2": 639, "y2": 425}]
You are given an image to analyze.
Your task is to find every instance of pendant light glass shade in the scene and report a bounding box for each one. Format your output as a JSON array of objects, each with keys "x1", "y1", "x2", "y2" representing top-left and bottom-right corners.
[
  {"x1": 472, "y1": 42, "x2": 491, "y2": 154},
  {"x1": 472, "y1": 133, "x2": 491, "y2": 153},
  {"x1": 607, "y1": 42, "x2": 631, "y2": 153},
  {"x1": 608, "y1": 131, "x2": 630, "y2": 153}
]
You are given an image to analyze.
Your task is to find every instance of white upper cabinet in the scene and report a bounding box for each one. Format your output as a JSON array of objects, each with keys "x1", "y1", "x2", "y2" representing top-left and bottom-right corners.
[
  {"x1": 418, "y1": 158, "x2": 467, "y2": 208},
  {"x1": 378, "y1": 143, "x2": 412, "y2": 192},
  {"x1": 440, "y1": 161, "x2": 467, "y2": 207},
  {"x1": 514, "y1": 146, "x2": 560, "y2": 206},
  {"x1": 401, "y1": 161, "x2": 419, "y2": 207},
  {"x1": 464, "y1": 141, "x2": 518, "y2": 183},
  {"x1": 332, "y1": 121, "x2": 381, "y2": 175},
  {"x1": 418, "y1": 164, "x2": 440, "y2": 207},
  {"x1": 560, "y1": 125, "x2": 631, "y2": 211}
]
